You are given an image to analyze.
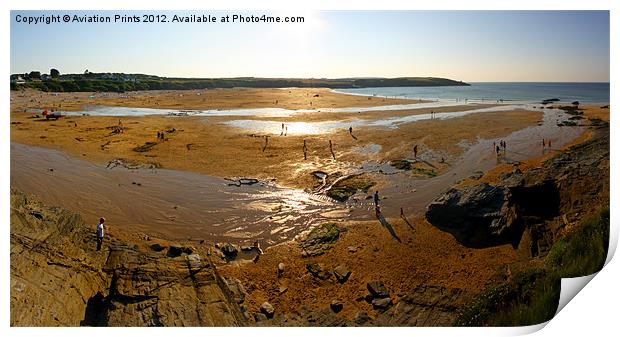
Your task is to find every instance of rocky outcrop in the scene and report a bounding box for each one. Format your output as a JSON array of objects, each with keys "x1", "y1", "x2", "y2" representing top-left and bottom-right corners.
[
  {"x1": 426, "y1": 183, "x2": 518, "y2": 248},
  {"x1": 374, "y1": 285, "x2": 467, "y2": 326},
  {"x1": 426, "y1": 125, "x2": 609, "y2": 255},
  {"x1": 300, "y1": 223, "x2": 341, "y2": 256},
  {"x1": 10, "y1": 189, "x2": 246, "y2": 327}
]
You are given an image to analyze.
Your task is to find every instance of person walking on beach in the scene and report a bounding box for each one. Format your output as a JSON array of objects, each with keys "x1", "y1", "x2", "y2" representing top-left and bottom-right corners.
[
  {"x1": 252, "y1": 241, "x2": 264, "y2": 263},
  {"x1": 413, "y1": 145, "x2": 419, "y2": 160},
  {"x1": 281, "y1": 123, "x2": 284, "y2": 136},
  {"x1": 303, "y1": 139, "x2": 308, "y2": 160},
  {"x1": 542, "y1": 139, "x2": 546, "y2": 148},
  {"x1": 548, "y1": 139, "x2": 551, "y2": 148},
  {"x1": 96, "y1": 217, "x2": 105, "y2": 251},
  {"x1": 373, "y1": 190, "x2": 380, "y2": 207},
  {"x1": 496, "y1": 145, "x2": 501, "y2": 157}
]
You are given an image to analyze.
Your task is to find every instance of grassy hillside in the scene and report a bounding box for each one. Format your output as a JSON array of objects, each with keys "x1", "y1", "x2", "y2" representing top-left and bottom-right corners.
[{"x1": 11, "y1": 76, "x2": 469, "y2": 92}]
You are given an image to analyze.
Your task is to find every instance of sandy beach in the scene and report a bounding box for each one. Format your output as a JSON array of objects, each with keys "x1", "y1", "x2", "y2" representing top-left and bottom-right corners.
[{"x1": 9, "y1": 87, "x2": 609, "y2": 325}]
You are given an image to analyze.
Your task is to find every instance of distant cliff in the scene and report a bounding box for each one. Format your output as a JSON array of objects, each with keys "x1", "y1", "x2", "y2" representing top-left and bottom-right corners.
[{"x1": 10, "y1": 75, "x2": 469, "y2": 92}]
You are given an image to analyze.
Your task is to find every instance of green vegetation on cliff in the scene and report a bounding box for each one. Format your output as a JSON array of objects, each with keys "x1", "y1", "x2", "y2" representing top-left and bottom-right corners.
[
  {"x1": 11, "y1": 76, "x2": 469, "y2": 93},
  {"x1": 454, "y1": 206, "x2": 609, "y2": 327}
]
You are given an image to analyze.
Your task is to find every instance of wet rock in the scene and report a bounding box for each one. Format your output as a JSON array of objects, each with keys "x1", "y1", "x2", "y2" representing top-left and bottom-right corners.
[
  {"x1": 220, "y1": 243, "x2": 239, "y2": 257},
  {"x1": 306, "y1": 263, "x2": 332, "y2": 280},
  {"x1": 333, "y1": 265, "x2": 351, "y2": 284},
  {"x1": 367, "y1": 281, "x2": 390, "y2": 298},
  {"x1": 330, "y1": 300, "x2": 343, "y2": 313},
  {"x1": 372, "y1": 297, "x2": 393, "y2": 311},
  {"x1": 260, "y1": 302, "x2": 275, "y2": 318},
  {"x1": 149, "y1": 243, "x2": 166, "y2": 252},
  {"x1": 300, "y1": 223, "x2": 341, "y2": 256},
  {"x1": 354, "y1": 311, "x2": 371, "y2": 325}
]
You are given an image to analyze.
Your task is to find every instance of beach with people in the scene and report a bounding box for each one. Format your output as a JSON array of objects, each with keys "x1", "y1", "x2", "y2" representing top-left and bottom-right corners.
[{"x1": 10, "y1": 84, "x2": 610, "y2": 325}]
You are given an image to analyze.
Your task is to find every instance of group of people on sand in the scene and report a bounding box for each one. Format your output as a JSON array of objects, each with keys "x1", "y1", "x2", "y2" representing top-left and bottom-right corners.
[
  {"x1": 542, "y1": 138, "x2": 552, "y2": 149},
  {"x1": 156, "y1": 131, "x2": 166, "y2": 141},
  {"x1": 280, "y1": 123, "x2": 288, "y2": 136},
  {"x1": 494, "y1": 140, "x2": 507, "y2": 157}
]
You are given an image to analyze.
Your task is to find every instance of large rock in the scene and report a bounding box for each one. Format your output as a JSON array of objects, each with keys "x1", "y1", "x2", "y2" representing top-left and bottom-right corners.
[{"x1": 425, "y1": 183, "x2": 519, "y2": 248}]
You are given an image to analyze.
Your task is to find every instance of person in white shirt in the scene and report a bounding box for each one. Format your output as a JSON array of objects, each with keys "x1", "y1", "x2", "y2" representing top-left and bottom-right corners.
[{"x1": 96, "y1": 217, "x2": 105, "y2": 251}]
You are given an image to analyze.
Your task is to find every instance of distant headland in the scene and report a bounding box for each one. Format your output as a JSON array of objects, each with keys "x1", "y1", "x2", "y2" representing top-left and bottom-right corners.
[{"x1": 10, "y1": 70, "x2": 469, "y2": 92}]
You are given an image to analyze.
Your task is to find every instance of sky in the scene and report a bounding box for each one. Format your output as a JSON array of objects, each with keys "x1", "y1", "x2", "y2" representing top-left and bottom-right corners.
[{"x1": 10, "y1": 10, "x2": 610, "y2": 82}]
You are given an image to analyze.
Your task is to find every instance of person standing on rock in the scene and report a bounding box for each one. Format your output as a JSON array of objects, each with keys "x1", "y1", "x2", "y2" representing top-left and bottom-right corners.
[{"x1": 96, "y1": 217, "x2": 105, "y2": 251}]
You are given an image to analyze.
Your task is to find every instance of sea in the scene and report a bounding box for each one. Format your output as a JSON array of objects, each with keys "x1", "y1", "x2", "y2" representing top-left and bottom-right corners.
[{"x1": 334, "y1": 82, "x2": 610, "y2": 104}]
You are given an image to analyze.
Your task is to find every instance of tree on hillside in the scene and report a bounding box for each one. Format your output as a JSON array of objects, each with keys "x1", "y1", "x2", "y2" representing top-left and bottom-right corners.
[
  {"x1": 29, "y1": 71, "x2": 41, "y2": 80},
  {"x1": 50, "y1": 69, "x2": 60, "y2": 78}
]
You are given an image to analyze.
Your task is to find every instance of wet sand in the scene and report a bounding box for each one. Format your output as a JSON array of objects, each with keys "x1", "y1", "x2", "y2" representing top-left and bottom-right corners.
[{"x1": 10, "y1": 88, "x2": 421, "y2": 112}]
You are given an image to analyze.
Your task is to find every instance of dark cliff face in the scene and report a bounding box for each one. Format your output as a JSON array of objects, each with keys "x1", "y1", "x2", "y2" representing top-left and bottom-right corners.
[
  {"x1": 10, "y1": 189, "x2": 246, "y2": 327},
  {"x1": 425, "y1": 125, "x2": 609, "y2": 257}
]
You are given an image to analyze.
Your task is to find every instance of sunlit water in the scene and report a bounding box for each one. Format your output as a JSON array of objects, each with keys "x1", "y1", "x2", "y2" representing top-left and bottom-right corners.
[
  {"x1": 223, "y1": 105, "x2": 531, "y2": 135},
  {"x1": 334, "y1": 82, "x2": 610, "y2": 104}
]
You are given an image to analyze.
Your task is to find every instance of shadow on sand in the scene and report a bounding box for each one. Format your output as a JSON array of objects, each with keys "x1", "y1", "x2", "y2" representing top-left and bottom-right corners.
[{"x1": 376, "y1": 210, "x2": 401, "y2": 243}]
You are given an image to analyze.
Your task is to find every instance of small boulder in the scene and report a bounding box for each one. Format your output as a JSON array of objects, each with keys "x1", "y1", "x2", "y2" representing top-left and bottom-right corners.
[
  {"x1": 330, "y1": 300, "x2": 343, "y2": 313},
  {"x1": 306, "y1": 263, "x2": 331, "y2": 280},
  {"x1": 260, "y1": 302, "x2": 275, "y2": 318},
  {"x1": 254, "y1": 312, "x2": 269, "y2": 322},
  {"x1": 150, "y1": 243, "x2": 166, "y2": 252},
  {"x1": 277, "y1": 262, "x2": 285, "y2": 276},
  {"x1": 333, "y1": 265, "x2": 351, "y2": 284},
  {"x1": 372, "y1": 297, "x2": 393, "y2": 310},
  {"x1": 367, "y1": 281, "x2": 389, "y2": 298},
  {"x1": 354, "y1": 311, "x2": 371, "y2": 325},
  {"x1": 220, "y1": 243, "x2": 239, "y2": 257},
  {"x1": 167, "y1": 245, "x2": 192, "y2": 257}
]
